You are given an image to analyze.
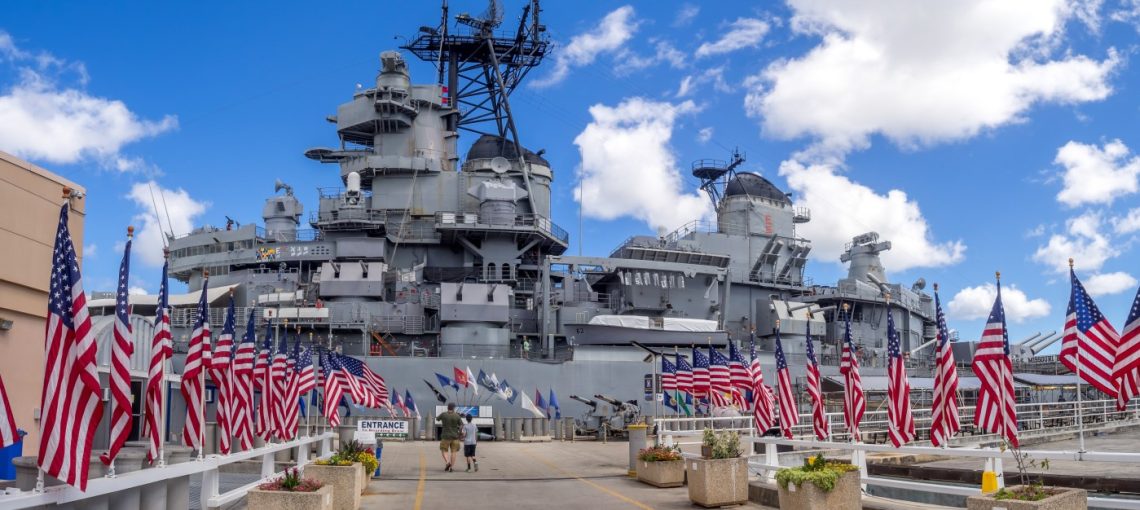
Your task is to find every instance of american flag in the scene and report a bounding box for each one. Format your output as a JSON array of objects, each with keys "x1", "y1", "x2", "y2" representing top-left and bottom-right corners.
[
  {"x1": 886, "y1": 305, "x2": 916, "y2": 447},
  {"x1": 255, "y1": 322, "x2": 275, "y2": 441},
  {"x1": 674, "y1": 353, "x2": 693, "y2": 395},
  {"x1": 320, "y1": 351, "x2": 344, "y2": 427},
  {"x1": 231, "y1": 310, "x2": 256, "y2": 451},
  {"x1": 143, "y1": 257, "x2": 171, "y2": 464},
  {"x1": 100, "y1": 234, "x2": 133, "y2": 466},
  {"x1": 38, "y1": 204, "x2": 103, "y2": 490},
  {"x1": 971, "y1": 279, "x2": 1018, "y2": 447},
  {"x1": 297, "y1": 346, "x2": 315, "y2": 396},
  {"x1": 209, "y1": 297, "x2": 235, "y2": 454},
  {"x1": 691, "y1": 347, "x2": 710, "y2": 397},
  {"x1": 709, "y1": 346, "x2": 732, "y2": 407},
  {"x1": 0, "y1": 373, "x2": 19, "y2": 448},
  {"x1": 749, "y1": 331, "x2": 775, "y2": 435},
  {"x1": 661, "y1": 356, "x2": 677, "y2": 392},
  {"x1": 930, "y1": 288, "x2": 960, "y2": 447},
  {"x1": 395, "y1": 391, "x2": 410, "y2": 417},
  {"x1": 728, "y1": 341, "x2": 751, "y2": 390},
  {"x1": 271, "y1": 330, "x2": 289, "y2": 440},
  {"x1": 805, "y1": 321, "x2": 830, "y2": 440},
  {"x1": 839, "y1": 308, "x2": 865, "y2": 441},
  {"x1": 339, "y1": 354, "x2": 390, "y2": 404},
  {"x1": 335, "y1": 354, "x2": 376, "y2": 408},
  {"x1": 181, "y1": 279, "x2": 210, "y2": 452},
  {"x1": 1062, "y1": 267, "x2": 1120, "y2": 398},
  {"x1": 1115, "y1": 286, "x2": 1140, "y2": 410},
  {"x1": 281, "y1": 336, "x2": 301, "y2": 440},
  {"x1": 774, "y1": 325, "x2": 799, "y2": 439}
]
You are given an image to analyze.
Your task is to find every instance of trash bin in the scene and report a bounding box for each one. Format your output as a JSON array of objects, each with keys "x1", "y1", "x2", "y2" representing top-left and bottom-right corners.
[
  {"x1": 1, "y1": 429, "x2": 27, "y2": 480},
  {"x1": 375, "y1": 443, "x2": 383, "y2": 477}
]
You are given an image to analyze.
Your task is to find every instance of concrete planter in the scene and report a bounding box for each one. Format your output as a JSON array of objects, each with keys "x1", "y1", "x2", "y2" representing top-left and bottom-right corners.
[
  {"x1": 686, "y1": 457, "x2": 748, "y2": 508},
  {"x1": 777, "y1": 470, "x2": 860, "y2": 510},
  {"x1": 305, "y1": 463, "x2": 363, "y2": 510},
  {"x1": 248, "y1": 485, "x2": 334, "y2": 510},
  {"x1": 636, "y1": 460, "x2": 684, "y2": 488},
  {"x1": 966, "y1": 486, "x2": 1088, "y2": 510}
]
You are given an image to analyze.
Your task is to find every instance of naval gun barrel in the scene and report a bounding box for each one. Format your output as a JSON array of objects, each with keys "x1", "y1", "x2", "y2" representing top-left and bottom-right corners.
[
  {"x1": 569, "y1": 395, "x2": 598, "y2": 409},
  {"x1": 594, "y1": 394, "x2": 624, "y2": 407},
  {"x1": 1029, "y1": 333, "x2": 1062, "y2": 354},
  {"x1": 1026, "y1": 331, "x2": 1058, "y2": 350},
  {"x1": 1018, "y1": 332, "x2": 1043, "y2": 345}
]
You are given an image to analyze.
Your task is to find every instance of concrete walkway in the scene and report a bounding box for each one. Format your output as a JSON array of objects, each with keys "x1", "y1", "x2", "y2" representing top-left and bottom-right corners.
[{"x1": 363, "y1": 440, "x2": 774, "y2": 509}]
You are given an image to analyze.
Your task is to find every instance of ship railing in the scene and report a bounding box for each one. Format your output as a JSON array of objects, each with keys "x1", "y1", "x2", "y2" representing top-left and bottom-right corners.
[
  {"x1": 316, "y1": 187, "x2": 373, "y2": 199},
  {"x1": 309, "y1": 208, "x2": 386, "y2": 225},
  {"x1": 433, "y1": 211, "x2": 569, "y2": 244},
  {"x1": 254, "y1": 226, "x2": 323, "y2": 242},
  {"x1": 0, "y1": 432, "x2": 336, "y2": 510},
  {"x1": 657, "y1": 400, "x2": 1140, "y2": 509}
]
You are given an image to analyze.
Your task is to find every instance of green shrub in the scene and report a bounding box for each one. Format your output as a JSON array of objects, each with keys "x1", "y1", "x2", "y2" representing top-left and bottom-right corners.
[
  {"x1": 711, "y1": 431, "x2": 741, "y2": 459},
  {"x1": 638, "y1": 445, "x2": 682, "y2": 462},
  {"x1": 775, "y1": 454, "x2": 858, "y2": 493},
  {"x1": 701, "y1": 428, "x2": 717, "y2": 447}
]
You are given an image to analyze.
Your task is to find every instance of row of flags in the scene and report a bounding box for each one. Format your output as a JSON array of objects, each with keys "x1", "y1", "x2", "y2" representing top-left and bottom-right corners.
[
  {"x1": 429, "y1": 368, "x2": 562, "y2": 419},
  {"x1": 17, "y1": 203, "x2": 1140, "y2": 491}
]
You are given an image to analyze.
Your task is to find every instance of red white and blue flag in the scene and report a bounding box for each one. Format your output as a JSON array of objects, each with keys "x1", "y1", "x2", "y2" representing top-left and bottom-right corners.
[
  {"x1": 209, "y1": 296, "x2": 235, "y2": 454},
  {"x1": 661, "y1": 355, "x2": 677, "y2": 394},
  {"x1": 255, "y1": 322, "x2": 276, "y2": 441},
  {"x1": 101, "y1": 233, "x2": 133, "y2": 466},
  {"x1": 886, "y1": 305, "x2": 915, "y2": 447},
  {"x1": 0, "y1": 373, "x2": 19, "y2": 449},
  {"x1": 728, "y1": 341, "x2": 751, "y2": 391},
  {"x1": 181, "y1": 279, "x2": 211, "y2": 452},
  {"x1": 709, "y1": 346, "x2": 732, "y2": 407},
  {"x1": 674, "y1": 352, "x2": 693, "y2": 395},
  {"x1": 39, "y1": 204, "x2": 103, "y2": 490},
  {"x1": 320, "y1": 351, "x2": 344, "y2": 427},
  {"x1": 749, "y1": 331, "x2": 774, "y2": 435},
  {"x1": 1062, "y1": 267, "x2": 1120, "y2": 398},
  {"x1": 144, "y1": 256, "x2": 172, "y2": 464},
  {"x1": 271, "y1": 331, "x2": 289, "y2": 440},
  {"x1": 1115, "y1": 286, "x2": 1140, "y2": 410},
  {"x1": 805, "y1": 321, "x2": 830, "y2": 440},
  {"x1": 971, "y1": 279, "x2": 1019, "y2": 447},
  {"x1": 930, "y1": 288, "x2": 960, "y2": 447},
  {"x1": 774, "y1": 325, "x2": 798, "y2": 439},
  {"x1": 338, "y1": 354, "x2": 389, "y2": 406},
  {"x1": 839, "y1": 308, "x2": 865, "y2": 442},
  {"x1": 692, "y1": 347, "x2": 710, "y2": 398},
  {"x1": 232, "y1": 310, "x2": 256, "y2": 451}
]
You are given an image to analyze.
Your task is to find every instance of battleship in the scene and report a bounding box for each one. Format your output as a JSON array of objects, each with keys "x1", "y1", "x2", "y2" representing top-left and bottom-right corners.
[{"x1": 83, "y1": 0, "x2": 1070, "y2": 438}]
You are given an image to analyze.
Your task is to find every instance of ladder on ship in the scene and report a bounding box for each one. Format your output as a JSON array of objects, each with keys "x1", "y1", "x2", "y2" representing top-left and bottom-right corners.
[{"x1": 370, "y1": 330, "x2": 399, "y2": 356}]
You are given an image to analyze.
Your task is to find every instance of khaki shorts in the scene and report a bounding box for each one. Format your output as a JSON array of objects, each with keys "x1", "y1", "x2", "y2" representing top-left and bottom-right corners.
[{"x1": 439, "y1": 439, "x2": 461, "y2": 452}]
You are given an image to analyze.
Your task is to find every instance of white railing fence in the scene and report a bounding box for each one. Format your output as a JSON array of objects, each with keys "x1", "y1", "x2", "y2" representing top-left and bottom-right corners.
[
  {"x1": 656, "y1": 415, "x2": 1140, "y2": 510},
  {"x1": 0, "y1": 432, "x2": 335, "y2": 510}
]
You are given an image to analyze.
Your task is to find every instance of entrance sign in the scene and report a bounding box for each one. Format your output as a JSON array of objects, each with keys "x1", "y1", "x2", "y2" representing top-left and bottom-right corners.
[{"x1": 358, "y1": 419, "x2": 410, "y2": 439}]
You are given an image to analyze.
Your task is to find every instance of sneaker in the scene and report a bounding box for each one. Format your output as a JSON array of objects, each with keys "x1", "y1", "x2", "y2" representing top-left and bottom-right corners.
[
  {"x1": 466, "y1": 466, "x2": 471, "y2": 472},
  {"x1": 474, "y1": 462, "x2": 479, "y2": 472},
  {"x1": 445, "y1": 463, "x2": 452, "y2": 472}
]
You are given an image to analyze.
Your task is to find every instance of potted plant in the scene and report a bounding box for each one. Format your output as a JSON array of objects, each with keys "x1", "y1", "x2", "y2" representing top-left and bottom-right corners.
[
  {"x1": 701, "y1": 428, "x2": 716, "y2": 458},
  {"x1": 248, "y1": 468, "x2": 332, "y2": 510},
  {"x1": 775, "y1": 454, "x2": 860, "y2": 510},
  {"x1": 308, "y1": 442, "x2": 366, "y2": 510},
  {"x1": 687, "y1": 430, "x2": 748, "y2": 507},
  {"x1": 635, "y1": 445, "x2": 685, "y2": 488},
  {"x1": 966, "y1": 444, "x2": 1086, "y2": 510}
]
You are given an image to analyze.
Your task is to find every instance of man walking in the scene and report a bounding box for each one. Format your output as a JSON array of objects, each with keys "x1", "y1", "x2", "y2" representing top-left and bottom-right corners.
[
  {"x1": 462, "y1": 414, "x2": 479, "y2": 472},
  {"x1": 439, "y1": 402, "x2": 463, "y2": 471}
]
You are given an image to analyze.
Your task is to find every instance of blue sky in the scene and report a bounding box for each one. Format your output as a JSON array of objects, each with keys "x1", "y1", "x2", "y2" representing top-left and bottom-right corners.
[{"x1": 3, "y1": 1, "x2": 1140, "y2": 351}]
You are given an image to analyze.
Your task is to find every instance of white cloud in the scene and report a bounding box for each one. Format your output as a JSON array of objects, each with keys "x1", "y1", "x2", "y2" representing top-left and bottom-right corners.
[
  {"x1": 779, "y1": 160, "x2": 965, "y2": 271},
  {"x1": 695, "y1": 18, "x2": 771, "y2": 58},
  {"x1": 0, "y1": 31, "x2": 177, "y2": 169},
  {"x1": 1084, "y1": 271, "x2": 1138, "y2": 296},
  {"x1": 573, "y1": 97, "x2": 711, "y2": 232},
  {"x1": 615, "y1": 40, "x2": 686, "y2": 75},
  {"x1": 947, "y1": 282, "x2": 1051, "y2": 323},
  {"x1": 746, "y1": 0, "x2": 1118, "y2": 159},
  {"x1": 533, "y1": 6, "x2": 638, "y2": 87},
  {"x1": 1112, "y1": 207, "x2": 1140, "y2": 234},
  {"x1": 1025, "y1": 224, "x2": 1046, "y2": 238},
  {"x1": 676, "y1": 67, "x2": 731, "y2": 97},
  {"x1": 83, "y1": 243, "x2": 97, "y2": 259},
  {"x1": 1032, "y1": 211, "x2": 1118, "y2": 273},
  {"x1": 1111, "y1": 0, "x2": 1140, "y2": 30},
  {"x1": 127, "y1": 181, "x2": 209, "y2": 267},
  {"x1": 1054, "y1": 140, "x2": 1140, "y2": 207},
  {"x1": 698, "y1": 127, "x2": 714, "y2": 143},
  {"x1": 128, "y1": 286, "x2": 148, "y2": 296},
  {"x1": 674, "y1": 4, "x2": 700, "y2": 27}
]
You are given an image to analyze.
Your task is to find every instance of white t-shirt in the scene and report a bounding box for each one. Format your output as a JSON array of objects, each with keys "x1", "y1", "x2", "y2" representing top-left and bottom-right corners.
[{"x1": 463, "y1": 423, "x2": 478, "y2": 445}]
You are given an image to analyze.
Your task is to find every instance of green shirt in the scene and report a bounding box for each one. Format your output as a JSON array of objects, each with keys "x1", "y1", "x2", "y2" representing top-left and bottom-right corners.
[{"x1": 440, "y1": 411, "x2": 463, "y2": 440}]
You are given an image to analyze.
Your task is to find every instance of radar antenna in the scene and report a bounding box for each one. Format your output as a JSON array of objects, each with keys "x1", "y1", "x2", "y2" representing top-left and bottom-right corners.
[{"x1": 692, "y1": 149, "x2": 745, "y2": 208}]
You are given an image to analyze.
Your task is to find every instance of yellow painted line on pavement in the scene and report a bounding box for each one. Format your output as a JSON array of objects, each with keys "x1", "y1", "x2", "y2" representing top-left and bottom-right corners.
[
  {"x1": 525, "y1": 450, "x2": 654, "y2": 510},
  {"x1": 413, "y1": 450, "x2": 426, "y2": 510}
]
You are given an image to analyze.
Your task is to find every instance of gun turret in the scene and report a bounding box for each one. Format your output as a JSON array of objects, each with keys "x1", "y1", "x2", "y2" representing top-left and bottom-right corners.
[
  {"x1": 594, "y1": 394, "x2": 624, "y2": 407},
  {"x1": 569, "y1": 395, "x2": 597, "y2": 409}
]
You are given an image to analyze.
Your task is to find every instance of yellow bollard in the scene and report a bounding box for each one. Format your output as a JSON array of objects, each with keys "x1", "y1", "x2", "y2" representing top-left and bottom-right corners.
[{"x1": 981, "y1": 470, "x2": 998, "y2": 493}]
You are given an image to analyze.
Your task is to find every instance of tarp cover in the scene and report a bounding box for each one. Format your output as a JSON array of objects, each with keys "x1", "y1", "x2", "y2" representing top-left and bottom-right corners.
[{"x1": 587, "y1": 315, "x2": 718, "y2": 332}]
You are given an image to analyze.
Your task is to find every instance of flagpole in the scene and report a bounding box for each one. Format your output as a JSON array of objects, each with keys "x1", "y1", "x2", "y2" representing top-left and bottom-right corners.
[
  {"x1": 997, "y1": 271, "x2": 1008, "y2": 450},
  {"x1": 158, "y1": 247, "x2": 170, "y2": 467},
  {"x1": 198, "y1": 269, "x2": 209, "y2": 461},
  {"x1": 1070, "y1": 259, "x2": 1086, "y2": 453}
]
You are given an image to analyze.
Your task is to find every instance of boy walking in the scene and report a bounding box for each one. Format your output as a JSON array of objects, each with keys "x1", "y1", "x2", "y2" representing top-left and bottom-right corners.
[{"x1": 462, "y1": 414, "x2": 479, "y2": 472}]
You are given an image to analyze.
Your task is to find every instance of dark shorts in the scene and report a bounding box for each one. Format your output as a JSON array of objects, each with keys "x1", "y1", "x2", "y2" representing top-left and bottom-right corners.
[{"x1": 463, "y1": 444, "x2": 476, "y2": 457}]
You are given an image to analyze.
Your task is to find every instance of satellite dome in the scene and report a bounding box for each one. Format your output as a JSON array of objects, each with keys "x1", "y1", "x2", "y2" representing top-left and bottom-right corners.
[
  {"x1": 723, "y1": 173, "x2": 791, "y2": 205},
  {"x1": 466, "y1": 134, "x2": 550, "y2": 167}
]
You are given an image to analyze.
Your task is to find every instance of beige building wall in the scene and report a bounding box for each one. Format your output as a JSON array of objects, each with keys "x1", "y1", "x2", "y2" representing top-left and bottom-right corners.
[{"x1": 0, "y1": 151, "x2": 86, "y2": 455}]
